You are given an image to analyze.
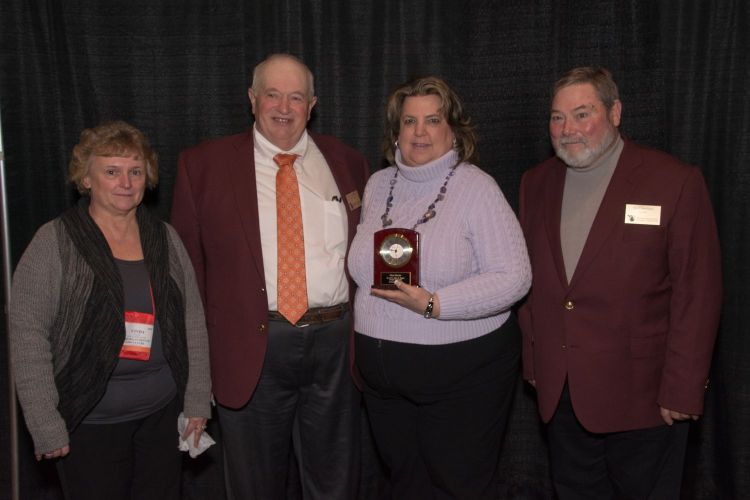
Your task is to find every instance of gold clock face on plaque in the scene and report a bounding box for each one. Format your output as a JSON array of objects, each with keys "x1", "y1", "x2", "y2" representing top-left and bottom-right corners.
[{"x1": 379, "y1": 233, "x2": 413, "y2": 268}]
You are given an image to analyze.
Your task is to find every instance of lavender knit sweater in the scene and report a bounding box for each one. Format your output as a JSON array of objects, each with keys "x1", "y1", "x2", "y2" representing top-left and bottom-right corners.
[{"x1": 348, "y1": 149, "x2": 531, "y2": 345}]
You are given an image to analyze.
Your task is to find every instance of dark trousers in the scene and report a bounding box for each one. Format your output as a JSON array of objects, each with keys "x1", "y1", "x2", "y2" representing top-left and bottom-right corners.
[
  {"x1": 548, "y1": 384, "x2": 690, "y2": 500},
  {"x1": 217, "y1": 312, "x2": 360, "y2": 500},
  {"x1": 355, "y1": 319, "x2": 520, "y2": 500},
  {"x1": 56, "y1": 396, "x2": 181, "y2": 500}
]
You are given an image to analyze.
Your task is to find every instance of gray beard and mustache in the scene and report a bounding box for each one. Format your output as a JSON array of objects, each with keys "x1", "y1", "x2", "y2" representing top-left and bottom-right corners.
[{"x1": 553, "y1": 126, "x2": 618, "y2": 169}]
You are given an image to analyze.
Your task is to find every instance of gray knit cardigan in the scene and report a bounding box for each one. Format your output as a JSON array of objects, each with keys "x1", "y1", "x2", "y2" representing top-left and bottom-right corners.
[{"x1": 9, "y1": 218, "x2": 211, "y2": 453}]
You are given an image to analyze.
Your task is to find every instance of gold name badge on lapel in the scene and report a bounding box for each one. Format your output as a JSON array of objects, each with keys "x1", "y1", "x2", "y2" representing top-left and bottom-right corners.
[
  {"x1": 624, "y1": 204, "x2": 661, "y2": 225},
  {"x1": 345, "y1": 190, "x2": 361, "y2": 211}
]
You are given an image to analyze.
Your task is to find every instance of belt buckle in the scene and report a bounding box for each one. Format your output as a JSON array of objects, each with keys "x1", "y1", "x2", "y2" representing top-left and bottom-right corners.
[{"x1": 295, "y1": 304, "x2": 346, "y2": 327}]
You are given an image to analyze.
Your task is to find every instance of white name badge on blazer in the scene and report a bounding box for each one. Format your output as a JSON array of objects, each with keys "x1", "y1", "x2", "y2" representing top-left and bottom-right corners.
[{"x1": 624, "y1": 204, "x2": 661, "y2": 225}]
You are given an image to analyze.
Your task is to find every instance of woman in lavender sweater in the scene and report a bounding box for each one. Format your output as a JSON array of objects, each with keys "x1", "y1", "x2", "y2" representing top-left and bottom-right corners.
[{"x1": 348, "y1": 76, "x2": 531, "y2": 499}]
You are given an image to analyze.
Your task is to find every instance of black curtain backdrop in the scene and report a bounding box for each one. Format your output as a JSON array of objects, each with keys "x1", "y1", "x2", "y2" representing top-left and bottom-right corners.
[{"x1": 1, "y1": 1, "x2": 748, "y2": 499}]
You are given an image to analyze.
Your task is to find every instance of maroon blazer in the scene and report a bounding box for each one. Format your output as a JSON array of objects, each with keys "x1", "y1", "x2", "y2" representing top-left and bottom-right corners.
[
  {"x1": 170, "y1": 130, "x2": 369, "y2": 408},
  {"x1": 518, "y1": 139, "x2": 721, "y2": 433}
]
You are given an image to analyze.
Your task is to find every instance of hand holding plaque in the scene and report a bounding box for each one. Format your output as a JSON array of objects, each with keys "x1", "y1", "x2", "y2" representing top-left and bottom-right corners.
[{"x1": 373, "y1": 228, "x2": 420, "y2": 289}]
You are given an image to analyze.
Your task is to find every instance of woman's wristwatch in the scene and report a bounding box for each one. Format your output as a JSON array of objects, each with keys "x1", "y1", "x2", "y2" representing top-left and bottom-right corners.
[{"x1": 423, "y1": 295, "x2": 435, "y2": 319}]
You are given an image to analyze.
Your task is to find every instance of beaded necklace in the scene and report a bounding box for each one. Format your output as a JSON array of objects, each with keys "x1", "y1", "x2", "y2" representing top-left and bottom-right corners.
[{"x1": 380, "y1": 160, "x2": 460, "y2": 230}]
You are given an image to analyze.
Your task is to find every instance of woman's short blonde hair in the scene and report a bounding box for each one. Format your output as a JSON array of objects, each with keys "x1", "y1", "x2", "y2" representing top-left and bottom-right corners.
[
  {"x1": 69, "y1": 121, "x2": 158, "y2": 193},
  {"x1": 382, "y1": 76, "x2": 477, "y2": 165}
]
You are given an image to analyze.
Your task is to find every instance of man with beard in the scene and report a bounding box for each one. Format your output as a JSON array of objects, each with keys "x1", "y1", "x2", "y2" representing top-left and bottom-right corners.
[{"x1": 518, "y1": 67, "x2": 721, "y2": 499}]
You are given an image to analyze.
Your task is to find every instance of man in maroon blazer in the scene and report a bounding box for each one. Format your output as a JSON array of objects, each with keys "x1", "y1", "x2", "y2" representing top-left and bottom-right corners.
[
  {"x1": 171, "y1": 53, "x2": 368, "y2": 499},
  {"x1": 519, "y1": 67, "x2": 721, "y2": 499}
]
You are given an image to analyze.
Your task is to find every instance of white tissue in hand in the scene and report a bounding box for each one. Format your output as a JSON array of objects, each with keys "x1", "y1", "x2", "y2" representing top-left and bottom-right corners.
[{"x1": 177, "y1": 412, "x2": 215, "y2": 458}]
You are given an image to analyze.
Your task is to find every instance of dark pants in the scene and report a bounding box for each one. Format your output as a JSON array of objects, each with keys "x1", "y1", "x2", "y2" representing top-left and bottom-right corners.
[
  {"x1": 56, "y1": 396, "x2": 181, "y2": 500},
  {"x1": 548, "y1": 384, "x2": 690, "y2": 500},
  {"x1": 356, "y1": 319, "x2": 520, "y2": 500},
  {"x1": 217, "y1": 312, "x2": 360, "y2": 500}
]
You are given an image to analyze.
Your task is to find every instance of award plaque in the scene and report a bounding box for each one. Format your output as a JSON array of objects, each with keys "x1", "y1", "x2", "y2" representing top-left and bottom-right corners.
[{"x1": 373, "y1": 228, "x2": 420, "y2": 289}]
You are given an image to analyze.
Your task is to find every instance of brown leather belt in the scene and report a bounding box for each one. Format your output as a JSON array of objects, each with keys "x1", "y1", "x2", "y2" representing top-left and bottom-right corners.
[{"x1": 267, "y1": 303, "x2": 349, "y2": 326}]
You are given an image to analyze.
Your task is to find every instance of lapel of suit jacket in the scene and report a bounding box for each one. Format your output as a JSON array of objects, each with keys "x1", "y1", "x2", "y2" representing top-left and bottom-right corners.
[
  {"x1": 568, "y1": 139, "x2": 643, "y2": 289},
  {"x1": 227, "y1": 130, "x2": 266, "y2": 280},
  {"x1": 543, "y1": 160, "x2": 570, "y2": 288}
]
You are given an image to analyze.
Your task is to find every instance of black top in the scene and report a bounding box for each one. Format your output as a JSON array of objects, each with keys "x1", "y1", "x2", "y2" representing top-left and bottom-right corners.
[{"x1": 83, "y1": 258, "x2": 177, "y2": 424}]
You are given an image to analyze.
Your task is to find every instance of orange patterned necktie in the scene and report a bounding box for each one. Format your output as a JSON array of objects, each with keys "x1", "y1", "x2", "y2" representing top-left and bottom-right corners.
[{"x1": 275, "y1": 153, "x2": 308, "y2": 324}]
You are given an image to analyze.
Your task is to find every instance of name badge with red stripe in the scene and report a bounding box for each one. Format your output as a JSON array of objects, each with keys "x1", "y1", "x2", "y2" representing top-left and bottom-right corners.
[
  {"x1": 119, "y1": 286, "x2": 156, "y2": 361},
  {"x1": 120, "y1": 310, "x2": 155, "y2": 361}
]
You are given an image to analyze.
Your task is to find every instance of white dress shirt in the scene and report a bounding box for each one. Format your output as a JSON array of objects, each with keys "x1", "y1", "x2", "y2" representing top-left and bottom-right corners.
[{"x1": 253, "y1": 126, "x2": 349, "y2": 309}]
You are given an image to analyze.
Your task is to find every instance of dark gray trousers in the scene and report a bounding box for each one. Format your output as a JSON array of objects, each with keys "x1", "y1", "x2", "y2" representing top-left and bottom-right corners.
[
  {"x1": 217, "y1": 312, "x2": 360, "y2": 500},
  {"x1": 548, "y1": 384, "x2": 690, "y2": 500}
]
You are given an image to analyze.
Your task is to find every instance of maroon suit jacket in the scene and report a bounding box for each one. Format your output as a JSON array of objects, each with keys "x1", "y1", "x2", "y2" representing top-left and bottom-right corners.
[
  {"x1": 518, "y1": 139, "x2": 721, "y2": 433},
  {"x1": 170, "y1": 130, "x2": 369, "y2": 408}
]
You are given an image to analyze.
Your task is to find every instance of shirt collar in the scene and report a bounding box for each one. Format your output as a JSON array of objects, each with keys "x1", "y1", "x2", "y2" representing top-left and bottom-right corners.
[{"x1": 253, "y1": 124, "x2": 309, "y2": 160}]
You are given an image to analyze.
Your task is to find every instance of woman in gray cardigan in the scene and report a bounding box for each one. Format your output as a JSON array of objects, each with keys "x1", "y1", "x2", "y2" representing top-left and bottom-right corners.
[{"x1": 9, "y1": 121, "x2": 211, "y2": 500}]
